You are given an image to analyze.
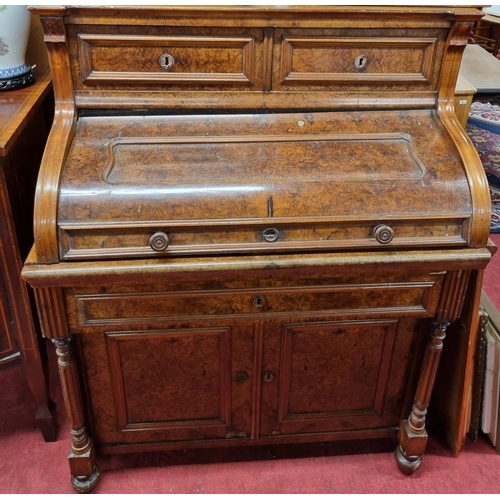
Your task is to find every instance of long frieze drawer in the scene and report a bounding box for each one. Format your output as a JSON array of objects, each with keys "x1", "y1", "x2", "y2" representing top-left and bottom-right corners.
[
  {"x1": 273, "y1": 28, "x2": 446, "y2": 90},
  {"x1": 59, "y1": 219, "x2": 467, "y2": 260},
  {"x1": 73, "y1": 28, "x2": 264, "y2": 90},
  {"x1": 70, "y1": 279, "x2": 443, "y2": 327}
]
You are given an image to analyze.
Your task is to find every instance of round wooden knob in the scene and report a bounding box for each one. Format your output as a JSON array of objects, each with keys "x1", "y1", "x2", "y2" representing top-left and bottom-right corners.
[
  {"x1": 149, "y1": 232, "x2": 169, "y2": 251},
  {"x1": 374, "y1": 225, "x2": 394, "y2": 244}
]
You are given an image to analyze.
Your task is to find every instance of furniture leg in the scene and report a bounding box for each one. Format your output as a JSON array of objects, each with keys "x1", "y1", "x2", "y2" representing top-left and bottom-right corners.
[
  {"x1": 20, "y1": 332, "x2": 57, "y2": 442},
  {"x1": 395, "y1": 320, "x2": 450, "y2": 474},
  {"x1": 54, "y1": 337, "x2": 100, "y2": 493}
]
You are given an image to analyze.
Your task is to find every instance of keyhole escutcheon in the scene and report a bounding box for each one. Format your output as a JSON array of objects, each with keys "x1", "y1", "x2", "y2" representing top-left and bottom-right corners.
[
  {"x1": 236, "y1": 371, "x2": 249, "y2": 383},
  {"x1": 252, "y1": 296, "x2": 266, "y2": 309},
  {"x1": 159, "y1": 53, "x2": 175, "y2": 71},
  {"x1": 262, "y1": 227, "x2": 280, "y2": 242},
  {"x1": 355, "y1": 54, "x2": 368, "y2": 72}
]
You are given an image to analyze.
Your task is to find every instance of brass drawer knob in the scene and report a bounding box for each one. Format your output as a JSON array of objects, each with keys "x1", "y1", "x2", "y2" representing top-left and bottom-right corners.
[
  {"x1": 158, "y1": 53, "x2": 175, "y2": 71},
  {"x1": 149, "y1": 232, "x2": 170, "y2": 251},
  {"x1": 374, "y1": 224, "x2": 394, "y2": 244}
]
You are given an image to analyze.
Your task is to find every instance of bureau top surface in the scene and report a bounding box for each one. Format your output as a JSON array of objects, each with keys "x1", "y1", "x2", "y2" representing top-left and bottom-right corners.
[{"x1": 31, "y1": 5, "x2": 484, "y2": 20}]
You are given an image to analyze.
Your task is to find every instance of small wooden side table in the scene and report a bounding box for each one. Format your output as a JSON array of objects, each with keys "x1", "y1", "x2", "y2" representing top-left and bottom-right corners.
[
  {"x1": 0, "y1": 66, "x2": 56, "y2": 441},
  {"x1": 459, "y1": 44, "x2": 500, "y2": 94},
  {"x1": 454, "y1": 74, "x2": 477, "y2": 129}
]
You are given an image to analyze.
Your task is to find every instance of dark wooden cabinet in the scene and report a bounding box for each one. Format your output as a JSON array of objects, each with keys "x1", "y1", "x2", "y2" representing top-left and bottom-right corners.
[
  {"x1": 23, "y1": 6, "x2": 491, "y2": 493},
  {"x1": 0, "y1": 67, "x2": 57, "y2": 441}
]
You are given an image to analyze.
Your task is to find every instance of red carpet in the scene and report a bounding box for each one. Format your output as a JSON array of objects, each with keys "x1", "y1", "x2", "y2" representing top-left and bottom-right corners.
[
  {"x1": 482, "y1": 233, "x2": 500, "y2": 303},
  {"x1": 2, "y1": 339, "x2": 500, "y2": 494}
]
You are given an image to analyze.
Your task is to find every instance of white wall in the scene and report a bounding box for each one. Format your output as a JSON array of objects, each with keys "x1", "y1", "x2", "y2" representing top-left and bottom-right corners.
[
  {"x1": 26, "y1": 12, "x2": 48, "y2": 67},
  {"x1": 485, "y1": 5, "x2": 500, "y2": 16}
]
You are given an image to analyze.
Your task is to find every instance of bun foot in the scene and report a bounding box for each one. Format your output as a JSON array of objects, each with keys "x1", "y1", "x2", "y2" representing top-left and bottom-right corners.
[
  {"x1": 394, "y1": 445, "x2": 422, "y2": 475},
  {"x1": 71, "y1": 465, "x2": 101, "y2": 493}
]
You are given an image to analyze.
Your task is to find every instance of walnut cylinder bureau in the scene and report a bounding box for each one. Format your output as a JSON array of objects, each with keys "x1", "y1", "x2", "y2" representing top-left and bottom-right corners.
[{"x1": 23, "y1": 5, "x2": 492, "y2": 493}]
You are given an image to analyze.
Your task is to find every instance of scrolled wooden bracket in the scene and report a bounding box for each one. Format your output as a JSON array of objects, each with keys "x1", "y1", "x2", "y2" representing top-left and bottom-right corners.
[
  {"x1": 32, "y1": 14, "x2": 77, "y2": 264},
  {"x1": 437, "y1": 20, "x2": 491, "y2": 248}
]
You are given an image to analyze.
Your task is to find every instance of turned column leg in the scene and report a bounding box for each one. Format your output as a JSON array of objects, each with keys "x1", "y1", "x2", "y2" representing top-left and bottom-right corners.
[
  {"x1": 395, "y1": 320, "x2": 449, "y2": 474},
  {"x1": 395, "y1": 269, "x2": 471, "y2": 474},
  {"x1": 54, "y1": 337, "x2": 100, "y2": 493},
  {"x1": 34, "y1": 287, "x2": 101, "y2": 492}
]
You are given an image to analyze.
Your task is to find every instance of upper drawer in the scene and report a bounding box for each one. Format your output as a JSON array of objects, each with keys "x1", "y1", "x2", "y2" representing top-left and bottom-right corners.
[
  {"x1": 273, "y1": 28, "x2": 446, "y2": 91},
  {"x1": 69, "y1": 26, "x2": 265, "y2": 91}
]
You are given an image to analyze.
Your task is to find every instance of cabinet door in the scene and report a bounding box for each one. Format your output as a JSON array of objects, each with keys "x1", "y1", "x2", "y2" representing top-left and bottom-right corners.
[
  {"x1": 259, "y1": 316, "x2": 424, "y2": 437},
  {"x1": 78, "y1": 320, "x2": 255, "y2": 446}
]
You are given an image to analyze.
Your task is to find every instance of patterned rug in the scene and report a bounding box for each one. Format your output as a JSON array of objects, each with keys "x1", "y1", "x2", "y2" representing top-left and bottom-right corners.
[{"x1": 466, "y1": 102, "x2": 500, "y2": 233}]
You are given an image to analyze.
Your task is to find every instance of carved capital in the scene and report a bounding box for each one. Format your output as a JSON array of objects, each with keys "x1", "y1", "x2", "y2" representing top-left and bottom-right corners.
[
  {"x1": 39, "y1": 16, "x2": 67, "y2": 44},
  {"x1": 436, "y1": 270, "x2": 471, "y2": 324},
  {"x1": 448, "y1": 21, "x2": 474, "y2": 47},
  {"x1": 34, "y1": 288, "x2": 69, "y2": 339}
]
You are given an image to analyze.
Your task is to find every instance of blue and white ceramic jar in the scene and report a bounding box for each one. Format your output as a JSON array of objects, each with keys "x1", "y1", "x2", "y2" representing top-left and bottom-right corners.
[{"x1": 0, "y1": 5, "x2": 34, "y2": 91}]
